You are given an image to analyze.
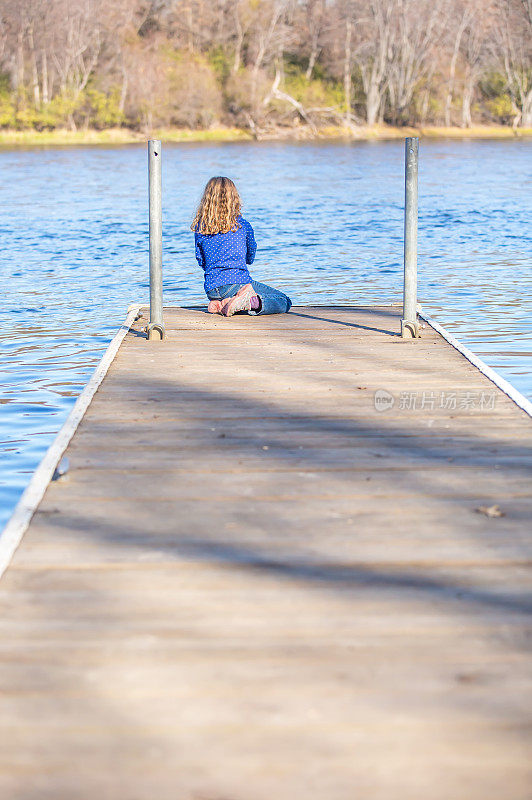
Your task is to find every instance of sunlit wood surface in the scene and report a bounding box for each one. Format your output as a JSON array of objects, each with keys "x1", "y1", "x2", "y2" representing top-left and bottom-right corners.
[{"x1": 1, "y1": 306, "x2": 531, "y2": 800}]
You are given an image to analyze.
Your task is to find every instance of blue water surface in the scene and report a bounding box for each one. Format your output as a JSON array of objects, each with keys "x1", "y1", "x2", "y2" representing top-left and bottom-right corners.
[{"x1": 1, "y1": 139, "x2": 531, "y2": 529}]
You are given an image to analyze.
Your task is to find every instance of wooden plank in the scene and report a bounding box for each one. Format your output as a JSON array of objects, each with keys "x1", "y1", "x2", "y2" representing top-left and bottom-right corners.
[
  {"x1": 23, "y1": 465, "x2": 532, "y2": 500},
  {"x1": 1, "y1": 305, "x2": 531, "y2": 800}
]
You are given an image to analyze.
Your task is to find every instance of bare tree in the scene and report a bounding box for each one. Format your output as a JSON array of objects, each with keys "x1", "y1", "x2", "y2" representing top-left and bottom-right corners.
[
  {"x1": 387, "y1": 0, "x2": 445, "y2": 124},
  {"x1": 459, "y1": 0, "x2": 491, "y2": 126},
  {"x1": 343, "y1": 8, "x2": 353, "y2": 126},
  {"x1": 232, "y1": 1, "x2": 249, "y2": 74},
  {"x1": 444, "y1": 0, "x2": 471, "y2": 125},
  {"x1": 303, "y1": 0, "x2": 327, "y2": 79},
  {"x1": 249, "y1": 0, "x2": 289, "y2": 110},
  {"x1": 47, "y1": 0, "x2": 103, "y2": 101},
  {"x1": 353, "y1": 0, "x2": 394, "y2": 125},
  {"x1": 492, "y1": 0, "x2": 532, "y2": 126}
]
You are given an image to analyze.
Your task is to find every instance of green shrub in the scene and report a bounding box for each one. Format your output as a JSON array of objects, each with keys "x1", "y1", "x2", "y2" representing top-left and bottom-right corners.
[
  {"x1": 485, "y1": 94, "x2": 514, "y2": 122},
  {"x1": 0, "y1": 95, "x2": 15, "y2": 128},
  {"x1": 283, "y1": 64, "x2": 343, "y2": 109},
  {"x1": 480, "y1": 71, "x2": 507, "y2": 99},
  {"x1": 480, "y1": 71, "x2": 514, "y2": 122},
  {"x1": 37, "y1": 91, "x2": 81, "y2": 129},
  {"x1": 208, "y1": 47, "x2": 232, "y2": 83},
  {"x1": 0, "y1": 71, "x2": 11, "y2": 95},
  {"x1": 83, "y1": 88, "x2": 124, "y2": 129}
]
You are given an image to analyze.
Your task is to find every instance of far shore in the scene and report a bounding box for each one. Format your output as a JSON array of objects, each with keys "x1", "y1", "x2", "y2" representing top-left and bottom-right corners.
[{"x1": 0, "y1": 124, "x2": 531, "y2": 148}]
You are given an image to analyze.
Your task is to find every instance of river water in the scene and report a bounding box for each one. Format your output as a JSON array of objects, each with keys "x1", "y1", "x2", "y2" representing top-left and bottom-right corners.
[{"x1": 1, "y1": 138, "x2": 531, "y2": 529}]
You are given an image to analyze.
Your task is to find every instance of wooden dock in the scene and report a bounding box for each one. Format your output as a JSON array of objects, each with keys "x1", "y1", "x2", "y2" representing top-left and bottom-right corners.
[{"x1": 1, "y1": 306, "x2": 531, "y2": 799}]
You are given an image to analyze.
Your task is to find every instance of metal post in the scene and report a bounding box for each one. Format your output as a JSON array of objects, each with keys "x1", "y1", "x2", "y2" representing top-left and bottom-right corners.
[
  {"x1": 147, "y1": 139, "x2": 165, "y2": 341},
  {"x1": 401, "y1": 136, "x2": 420, "y2": 339}
]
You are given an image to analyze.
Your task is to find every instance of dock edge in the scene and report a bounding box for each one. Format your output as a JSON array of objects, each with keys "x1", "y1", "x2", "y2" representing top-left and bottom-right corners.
[
  {"x1": 420, "y1": 312, "x2": 532, "y2": 419},
  {"x1": 0, "y1": 304, "x2": 141, "y2": 580}
]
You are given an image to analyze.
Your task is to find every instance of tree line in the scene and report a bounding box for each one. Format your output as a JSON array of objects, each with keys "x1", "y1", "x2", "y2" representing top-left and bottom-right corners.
[{"x1": 0, "y1": 0, "x2": 530, "y2": 134}]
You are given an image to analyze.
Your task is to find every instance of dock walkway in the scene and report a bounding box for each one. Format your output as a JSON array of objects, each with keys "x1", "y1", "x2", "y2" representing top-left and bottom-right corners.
[{"x1": 1, "y1": 306, "x2": 531, "y2": 799}]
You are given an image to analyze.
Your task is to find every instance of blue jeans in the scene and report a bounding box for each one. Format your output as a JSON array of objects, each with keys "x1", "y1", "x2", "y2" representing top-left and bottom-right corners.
[{"x1": 206, "y1": 281, "x2": 292, "y2": 315}]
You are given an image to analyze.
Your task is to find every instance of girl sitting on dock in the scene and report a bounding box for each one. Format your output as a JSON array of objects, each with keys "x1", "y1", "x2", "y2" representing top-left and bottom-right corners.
[{"x1": 192, "y1": 176, "x2": 292, "y2": 317}]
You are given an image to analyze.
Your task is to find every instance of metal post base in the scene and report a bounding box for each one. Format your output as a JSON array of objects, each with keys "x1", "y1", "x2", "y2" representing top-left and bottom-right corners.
[
  {"x1": 401, "y1": 319, "x2": 421, "y2": 339},
  {"x1": 147, "y1": 322, "x2": 166, "y2": 341}
]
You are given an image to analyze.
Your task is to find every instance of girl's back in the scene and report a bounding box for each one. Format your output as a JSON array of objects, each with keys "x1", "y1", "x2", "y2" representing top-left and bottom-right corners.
[{"x1": 194, "y1": 215, "x2": 256, "y2": 292}]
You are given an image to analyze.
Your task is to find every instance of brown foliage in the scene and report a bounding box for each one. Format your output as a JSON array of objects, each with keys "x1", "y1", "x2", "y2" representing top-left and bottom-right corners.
[{"x1": 0, "y1": 0, "x2": 530, "y2": 131}]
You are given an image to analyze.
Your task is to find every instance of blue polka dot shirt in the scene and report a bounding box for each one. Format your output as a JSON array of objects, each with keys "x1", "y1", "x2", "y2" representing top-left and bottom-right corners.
[{"x1": 194, "y1": 215, "x2": 257, "y2": 292}]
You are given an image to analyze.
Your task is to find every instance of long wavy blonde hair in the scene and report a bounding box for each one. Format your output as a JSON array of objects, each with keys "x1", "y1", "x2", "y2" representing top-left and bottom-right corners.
[{"x1": 191, "y1": 176, "x2": 242, "y2": 235}]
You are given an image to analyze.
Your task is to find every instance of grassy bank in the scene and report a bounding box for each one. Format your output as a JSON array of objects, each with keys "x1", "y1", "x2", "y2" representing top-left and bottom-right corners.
[
  {"x1": 0, "y1": 127, "x2": 251, "y2": 147},
  {"x1": 0, "y1": 124, "x2": 530, "y2": 148},
  {"x1": 336, "y1": 124, "x2": 532, "y2": 140}
]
